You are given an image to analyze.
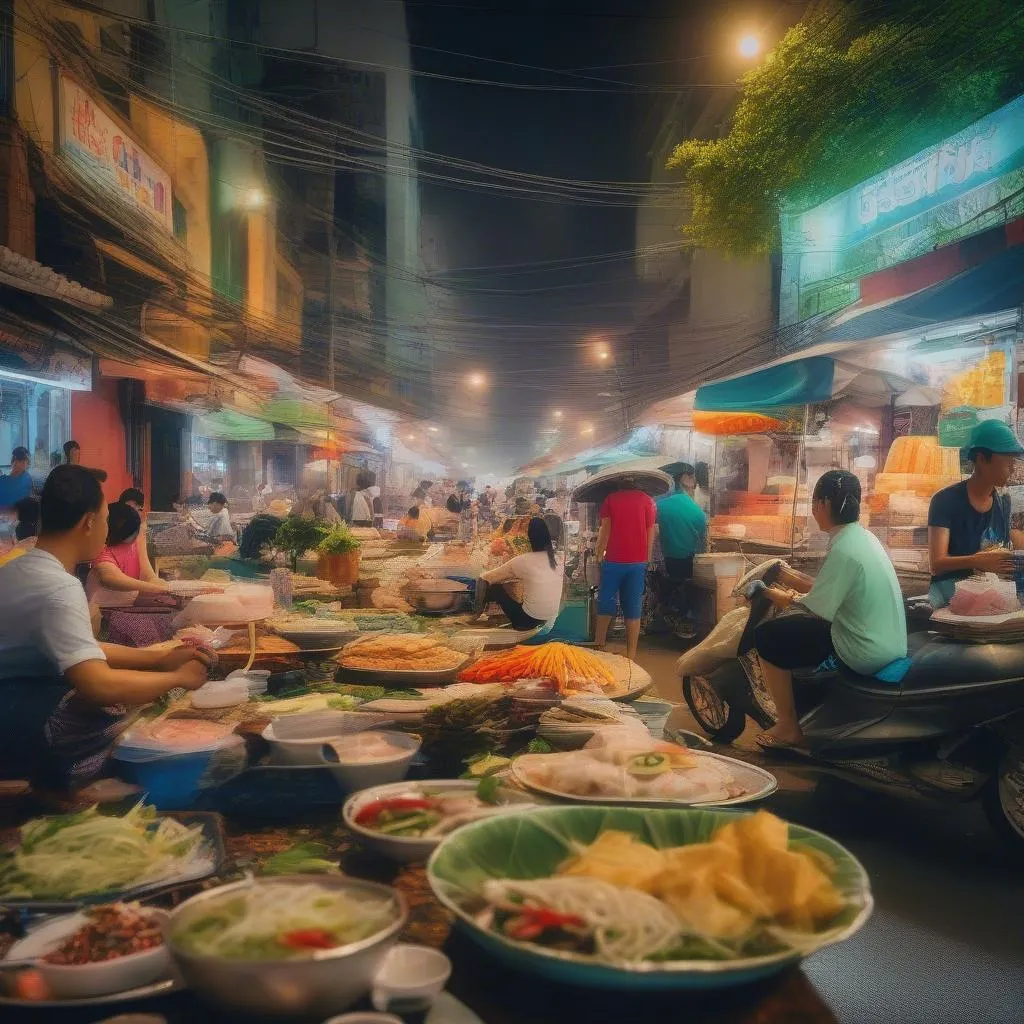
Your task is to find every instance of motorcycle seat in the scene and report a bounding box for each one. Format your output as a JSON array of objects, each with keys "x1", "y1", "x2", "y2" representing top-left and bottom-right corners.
[{"x1": 837, "y1": 631, "x2": 1024, "y2": 693}]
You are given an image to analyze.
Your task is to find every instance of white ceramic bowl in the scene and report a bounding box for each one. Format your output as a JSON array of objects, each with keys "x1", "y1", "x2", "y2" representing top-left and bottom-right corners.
[
  {"x1": 343, "y1": 780, "x2": 535, "y2": 864},
  {"x1": 5, "y1": 908, "x2": 170, "y2": 999},
  {"x1": 371, "y1": 944, "x2": 451, "y2": 1012},
  {"x1": 262, "y1": 711, "x2": 364, "y2": 765},
  {"x1": 325, "y1": 732, "x2": 421, "y2": 793}
]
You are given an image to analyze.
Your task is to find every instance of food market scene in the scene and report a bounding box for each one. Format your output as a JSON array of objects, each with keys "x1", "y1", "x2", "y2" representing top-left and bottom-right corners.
[{"x1": 1, "y1": 1, "x2": 1023, "y2": 1022}]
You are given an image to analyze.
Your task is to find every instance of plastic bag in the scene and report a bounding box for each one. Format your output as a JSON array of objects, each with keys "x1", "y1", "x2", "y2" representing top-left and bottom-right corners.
[
  {"x1": 948, "y1": 573, "x2": 1020, "y2": 617},
  {"x1": 676, "y1": 606, "x2": 750, "y2": 678}
]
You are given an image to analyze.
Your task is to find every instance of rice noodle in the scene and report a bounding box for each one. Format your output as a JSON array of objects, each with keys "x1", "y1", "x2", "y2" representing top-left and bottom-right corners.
[{"x1": 482, "y1": 877, "x2": 681, "y2": 962}]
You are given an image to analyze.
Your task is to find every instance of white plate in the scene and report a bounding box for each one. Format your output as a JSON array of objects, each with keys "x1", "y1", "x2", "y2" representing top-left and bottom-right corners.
[{"x1": 511, "y1": 750, "x2": 778, "y2": 808}]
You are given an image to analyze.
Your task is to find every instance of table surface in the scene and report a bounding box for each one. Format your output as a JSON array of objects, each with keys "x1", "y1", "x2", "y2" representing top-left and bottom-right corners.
[{"x1": 1, "y1": 809, "x2": 841, "y2": 1024}]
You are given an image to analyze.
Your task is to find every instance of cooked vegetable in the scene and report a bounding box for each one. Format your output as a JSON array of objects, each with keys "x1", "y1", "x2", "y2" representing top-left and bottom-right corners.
[
  {"x1": 0, "y1": 805, "x2": 208, "y2": 901},
  {"x1": 261, "y1": 843, "x2": 338, "y2": 876},
  {"x1": 43, "y1": 904, "x2": 163, "y2": 965},
  {"x1": 352, "y1": 786, "x2": 524, "y2": 839},
  {"x1": 171, "y1": 882, "x2": 396, "y2": 960}
]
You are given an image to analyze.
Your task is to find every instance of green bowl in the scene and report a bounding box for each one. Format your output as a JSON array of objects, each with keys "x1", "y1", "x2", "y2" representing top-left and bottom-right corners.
[{"x1": 427, "y1": 805, "x2": 872, "y2": 991}]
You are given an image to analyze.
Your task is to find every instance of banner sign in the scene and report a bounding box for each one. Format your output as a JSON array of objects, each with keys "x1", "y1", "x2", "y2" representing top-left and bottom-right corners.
[
  {"x1": 780, "y1": 95, "x2": 1024, "y2": 326},
  {"x1": 58, "y1": 73, "x2": 173, "y2": 232}
]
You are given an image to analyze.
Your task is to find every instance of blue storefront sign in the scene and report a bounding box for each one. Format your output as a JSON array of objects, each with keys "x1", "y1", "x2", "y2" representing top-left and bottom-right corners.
[{"x1": 780, "y1": 94, "x2": 1024, "y2": 326}]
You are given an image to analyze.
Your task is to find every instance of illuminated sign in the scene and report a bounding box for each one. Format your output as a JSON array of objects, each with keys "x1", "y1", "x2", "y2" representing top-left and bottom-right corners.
[
  {"x1": 780, "y1": 94, "x2": 1024, "y2": 326},
  {"x1": 58, "y1": 73, "x2": 173, "y2": 232}
]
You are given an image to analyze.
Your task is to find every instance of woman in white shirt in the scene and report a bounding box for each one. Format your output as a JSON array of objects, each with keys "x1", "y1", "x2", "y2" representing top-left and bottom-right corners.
[{"x1": 476, "y1": 517, "x2": 563, "y2": 630}]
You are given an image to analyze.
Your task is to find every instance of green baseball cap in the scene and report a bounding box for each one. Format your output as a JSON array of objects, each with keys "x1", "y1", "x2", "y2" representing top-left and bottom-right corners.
[{"x1": 965, "y1": 418, "x2": 1024, "y2": 456}]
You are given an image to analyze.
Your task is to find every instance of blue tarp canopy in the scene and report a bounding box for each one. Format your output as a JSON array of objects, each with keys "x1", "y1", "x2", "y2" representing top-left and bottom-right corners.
[
  {"x1": 694, "y1": 355, "x2": 836, "y2": 412},
  {"x1": 823, "y1": 244, "x2": 1024, "y2": 345}
]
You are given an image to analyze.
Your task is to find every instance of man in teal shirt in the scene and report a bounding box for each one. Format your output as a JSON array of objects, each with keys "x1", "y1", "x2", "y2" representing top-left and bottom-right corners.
[{"x1": 656, "y1": 465, "x2": 708, "y2": 582}]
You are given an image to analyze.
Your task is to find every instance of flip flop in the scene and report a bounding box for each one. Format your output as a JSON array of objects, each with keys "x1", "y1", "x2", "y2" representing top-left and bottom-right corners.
[{"x1": 755, "y1": 733, "x2": 811, "y2": 757}]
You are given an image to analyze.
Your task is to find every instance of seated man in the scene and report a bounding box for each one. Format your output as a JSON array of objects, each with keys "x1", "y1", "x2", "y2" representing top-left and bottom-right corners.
[
  {"x1": 0, "y1": 466, "x2": 211, "y2": 800},
  {"x1": 754, "y1": 471, "x2": 907, "y2": 751},
  {"x1": 928, "y1": 419, "x2": 1024, "y2": 607},
  {"x1": 205, "y1": 492, "x2": 235, "y2": 542}
]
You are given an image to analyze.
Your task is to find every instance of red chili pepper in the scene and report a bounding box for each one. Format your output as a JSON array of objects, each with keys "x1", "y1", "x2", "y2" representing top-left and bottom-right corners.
[
  {"x1": 505, "y1": 906, "x2": 585, "y2": 941},
  {"x1": 353, "y1": 798, "x2": 435, "y2": 825},
  {"x1": 278, "y1": 929, "x2": 337, "y2": 950}
]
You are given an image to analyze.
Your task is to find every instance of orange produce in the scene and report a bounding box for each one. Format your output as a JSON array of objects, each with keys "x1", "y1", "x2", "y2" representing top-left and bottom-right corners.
[{"x1": 458, "y1": 642, "x2": 618, "y2": 693}]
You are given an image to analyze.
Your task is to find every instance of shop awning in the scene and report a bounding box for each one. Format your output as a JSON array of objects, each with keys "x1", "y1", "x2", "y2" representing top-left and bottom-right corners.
[
  {"x1": 193, "y1": 409, "x2": 275, "y2": 441},
  {"x1": 695, "y1": 356, "x2": 836, "y2": 411},
  {"x1": 823, "y1": 244, "x2": 1024, "y2": 345}
]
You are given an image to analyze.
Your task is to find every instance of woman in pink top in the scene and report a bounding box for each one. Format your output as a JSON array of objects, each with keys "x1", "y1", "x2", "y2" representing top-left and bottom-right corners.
[
  {"x1": 86, "y1": 501, "x2": 168, "y2": 609},
  {"x1": 87, "y1": 501, "x2": 174, "y2": 647}
]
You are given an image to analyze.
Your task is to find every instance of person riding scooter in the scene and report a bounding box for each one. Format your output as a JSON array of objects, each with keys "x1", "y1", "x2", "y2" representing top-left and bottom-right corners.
[
  {"x1": 927, "y1": 418, "x2": 1024, "y2": 608},
  {"x1": 754, "y1": 470, "x2": 907, "y2": 752}
]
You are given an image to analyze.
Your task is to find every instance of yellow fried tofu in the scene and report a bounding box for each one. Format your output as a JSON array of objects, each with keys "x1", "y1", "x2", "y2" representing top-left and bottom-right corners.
[{"x1": 559, "y1": 831, "x2": 665, "y2": 892}]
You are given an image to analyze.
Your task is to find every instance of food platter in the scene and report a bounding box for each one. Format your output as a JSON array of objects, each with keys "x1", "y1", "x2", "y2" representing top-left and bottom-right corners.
[
  {"x1": 338, "y1": 660, "x2": 471, "y2": 685},
  {"x1": 590, "y1": 651, "x2": 654, "y2": 701},
  {"x1": 511, "y1": 750, "x2": 777, "y2": 808},
  {"x1": 427, "y1": 805, "x2": 873, "y2": 991},
  {"x1": 0, "y1": 974, "x2": 182, "y2": 1009},
  {"x1": 0, "y1": 810, "x2": 227, "y2": 911}
]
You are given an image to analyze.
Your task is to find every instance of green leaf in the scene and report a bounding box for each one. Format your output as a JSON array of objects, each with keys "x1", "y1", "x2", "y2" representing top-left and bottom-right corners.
[{"x1": 261, "y1": 842, "x2": 338, "y2": 876}]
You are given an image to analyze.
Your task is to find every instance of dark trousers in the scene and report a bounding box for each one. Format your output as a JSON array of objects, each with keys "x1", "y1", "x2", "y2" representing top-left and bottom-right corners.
[{"x1": 480, "y1": 581, "x2": 545, "y2": 631}]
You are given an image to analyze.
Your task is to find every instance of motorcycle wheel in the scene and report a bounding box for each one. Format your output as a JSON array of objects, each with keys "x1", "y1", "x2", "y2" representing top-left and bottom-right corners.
[
  {"x1": 982, "y1": 743, "x2": 1024, "y2": 855},
  {"x1": 682, "y1": 675, "x2": 746, "y2": 744}
]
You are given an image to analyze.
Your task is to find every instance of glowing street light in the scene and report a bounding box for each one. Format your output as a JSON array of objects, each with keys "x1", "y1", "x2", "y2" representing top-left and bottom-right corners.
[
  {"x1": 553, "y1": 409, "x2": 563, "y2": 420},
  {"x1": 243, "y1": 188, "x2": 266, "y2": 209},
  {"x1": 738, "y1": 34, "x2": 761, "y2": 58},
  {"x1": 467, "y1": 372, "x2": 487, "y2": 388},
  {"x1": 428, "y1": 426, "x2": 439, "y2": 433},
  {"x1": 581, "y1": 423, "x2": 595, "y2": 436}
]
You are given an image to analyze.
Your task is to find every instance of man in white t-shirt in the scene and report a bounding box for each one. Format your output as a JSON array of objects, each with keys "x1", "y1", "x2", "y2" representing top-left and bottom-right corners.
[
  {"x1": 204, "y1": 492, "x2": 235, "y2": 541},
  {"x1": 0, "y1": 466, "x2": 211, "y2": 798}
]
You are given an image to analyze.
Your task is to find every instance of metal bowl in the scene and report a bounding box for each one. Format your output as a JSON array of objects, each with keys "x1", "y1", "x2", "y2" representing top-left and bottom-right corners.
[{"x1": 164, "y1": 876, "x2": 407, "y2": 1017}]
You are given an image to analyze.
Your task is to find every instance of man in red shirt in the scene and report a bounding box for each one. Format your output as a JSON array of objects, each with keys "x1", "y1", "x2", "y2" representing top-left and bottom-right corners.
[{"x1": 594, "y1": 477, "x2": 657, "y2": 661}]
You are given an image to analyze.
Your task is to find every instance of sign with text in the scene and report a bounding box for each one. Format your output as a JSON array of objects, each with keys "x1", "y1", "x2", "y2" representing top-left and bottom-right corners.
[
  {"x1": 58, "y1": 73, "x2": 173, "y2": 232},
  {"x1": 780, "y1": 94, "x2": 1024, "y2": 326}
]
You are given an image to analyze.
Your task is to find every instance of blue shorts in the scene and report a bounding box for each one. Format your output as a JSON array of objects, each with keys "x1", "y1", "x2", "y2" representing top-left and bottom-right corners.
[{"x1": 598, "y1": 561, "x2": 647, "y2": 620}]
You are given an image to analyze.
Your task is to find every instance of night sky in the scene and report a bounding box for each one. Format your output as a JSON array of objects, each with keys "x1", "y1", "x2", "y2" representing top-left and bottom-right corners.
[{"x1": 407, "y1": 0, "x2": 791, "y2": 470}]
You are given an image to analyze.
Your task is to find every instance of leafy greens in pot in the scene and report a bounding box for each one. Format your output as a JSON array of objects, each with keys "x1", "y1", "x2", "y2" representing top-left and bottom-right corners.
[{"x1": 171, "y1": 882, "x2": 396, "y2": 960}]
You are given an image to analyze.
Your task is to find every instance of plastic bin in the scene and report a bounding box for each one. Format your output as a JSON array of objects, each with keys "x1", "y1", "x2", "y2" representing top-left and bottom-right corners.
[{"x1": 113, "y1": 736, "x2": 246, "y2": 811}]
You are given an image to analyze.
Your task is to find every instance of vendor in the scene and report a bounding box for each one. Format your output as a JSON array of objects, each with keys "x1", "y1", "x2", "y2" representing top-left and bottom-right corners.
[
  {"x1": 86, "y1": 501, "x2": 168, "y2": 608},
  {"x1": 754, "y1": 471, "x2": 907, "y2": 751},
  {"x1": 656, "y1": 466, "x2": 708, "y2": 582},
  {"x1": 398, "y1": 505, "x2": 430, "y2": 541},
  {"x1": 927, "y1": 419, "x2": 1024, "y2": 608},
  {"x1": 0, "y1": 446, "x2": 32, "y2": 510},
  {"x1": 0, "y1": 466, "x2": 210, "y2": 799},
  {"x1": 205, "y1": 492, "x2": 236, "y2": 541},
  {"x1": 476, "y1": 517, "x2": 563, "y2": 630}
]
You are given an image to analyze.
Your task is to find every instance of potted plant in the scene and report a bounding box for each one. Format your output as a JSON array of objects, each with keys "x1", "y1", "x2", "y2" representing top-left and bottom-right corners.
[
  {"x1": 316, "y1": 523, "x2": 362, "y2": 586},
  {"x1": 273, "y1": 515, "x2": 328, "y2": 572}
]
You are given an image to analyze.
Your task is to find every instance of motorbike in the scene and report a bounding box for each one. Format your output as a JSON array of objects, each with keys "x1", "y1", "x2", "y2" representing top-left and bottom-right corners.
[{"x1": 679, "y1": 559, "x2": 1024, "y2": 853}]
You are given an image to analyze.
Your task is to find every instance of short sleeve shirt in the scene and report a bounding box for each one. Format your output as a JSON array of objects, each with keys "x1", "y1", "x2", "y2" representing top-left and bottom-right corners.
[
  {"x1": 800, "y1": 523, "x2": 907, "y2": 675},
  {"x1": 656, "y1": 492, "x2": 708, "y2": 559},
  {"x1": 599, "y1": 490, "x2": 657, "y2": 564},
  {"x1": 0, "y1": 548, "x2": 106, "y2": 680},
  {"x1": 928, "y1": 482, "x2": 1010, "y2": 583}
]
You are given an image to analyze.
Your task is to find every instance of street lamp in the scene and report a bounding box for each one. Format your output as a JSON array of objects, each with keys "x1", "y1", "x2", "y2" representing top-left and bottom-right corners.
[
  {"x1": 467, "y1": 372, "x2": 487, "y2": 388},
  {"x1": 738, "y1": 34, "x2": 761, "y2": 58},
  {"x1": 244, "y1": 188, "x2": 266, "y2": 209},
  {"x1": 552, "y1": 409, "x2": 563, "y2": 420}
]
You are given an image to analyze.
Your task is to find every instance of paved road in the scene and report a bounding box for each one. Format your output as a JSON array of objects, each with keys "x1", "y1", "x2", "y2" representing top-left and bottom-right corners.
[{"x1": 634, "y1": 637, "x2": 1024, "y2": 1024}]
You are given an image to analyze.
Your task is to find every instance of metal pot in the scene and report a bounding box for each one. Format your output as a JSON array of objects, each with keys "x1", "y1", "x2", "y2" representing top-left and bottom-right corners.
[{"x1": 164, "y1": 876, "x2": 408, "y2": 1017}]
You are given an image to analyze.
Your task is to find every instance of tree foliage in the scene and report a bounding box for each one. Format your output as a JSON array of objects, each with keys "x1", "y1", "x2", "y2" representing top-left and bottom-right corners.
[{"x1": 669, "y1": 0, "x2": 1024, "y2": 255}]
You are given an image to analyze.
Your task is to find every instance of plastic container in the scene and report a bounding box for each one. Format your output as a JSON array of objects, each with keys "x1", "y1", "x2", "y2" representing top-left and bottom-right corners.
[
  {"x1": 631, "y1": 698, "x2": 675, "y2": 740},
  {"x1": 190, "y1": 679, "x2": 249, "y2": 709},
  {"x1": 113, "y1": 735, "x2": 246, "y2": 810}
]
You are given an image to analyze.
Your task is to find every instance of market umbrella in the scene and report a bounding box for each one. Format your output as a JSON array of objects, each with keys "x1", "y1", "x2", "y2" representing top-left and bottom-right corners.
[{"x1": 571, "y1": 465, "x2": 673, "y2": 505}]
